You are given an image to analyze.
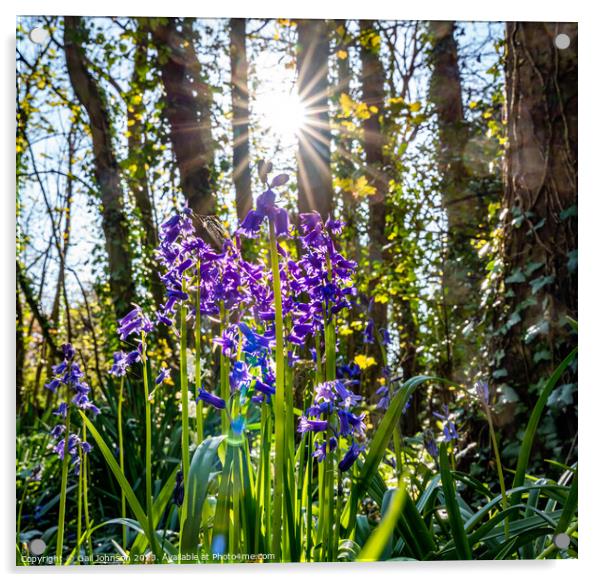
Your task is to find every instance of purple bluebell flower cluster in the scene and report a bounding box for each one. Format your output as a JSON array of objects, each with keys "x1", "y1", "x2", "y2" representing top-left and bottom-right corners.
[
  {"x1": 45, "y1": 343, "x2": 97, "y2": 470},
  {"x1": 45, "y1": 343, "x2": 100, "y2": 416},
  {"x1": 298, "y1": 379, "x2": 365, "y2": 472},
  {"x1": 53, "y1": 432, "x2": 93, "y2": 475}
]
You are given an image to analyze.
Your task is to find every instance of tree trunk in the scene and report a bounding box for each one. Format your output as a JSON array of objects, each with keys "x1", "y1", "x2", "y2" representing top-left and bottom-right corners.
[
  {"x1": 296, "y1": 19, "x2": 334, "y2": 220},
  {"x1": 151, "y1": 18, "x2": 216, "y2": 224},
  {"x1": 16, "y1": 286, "x2": 24, "y2": 412},
  {"x1": 127, "y1": 30, "x2": 165, "y2": 310},
  {"x1": 359, "y1": 20, "x2": 389, "y2": 355},
  {"x1": 64, "y1": 16, "x2": 135, "y2": 318},
  {"x1": 496, "y1": 23, "x2": 577, "y2": 418},
  {"x1": 333, "y1": 21, "x2": 358, "y2": 257},
  {"x1": 429, "y1": 21, "x2": 486, "y2": 384},
  {"x1": 229, "y1": 18, "x2": 253, "y2": 222}
]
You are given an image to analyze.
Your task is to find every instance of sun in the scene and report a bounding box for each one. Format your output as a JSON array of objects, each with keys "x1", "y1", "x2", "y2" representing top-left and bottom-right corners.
[{"x1": 254, "y1": 89, "x2": 309, "y2": 144}]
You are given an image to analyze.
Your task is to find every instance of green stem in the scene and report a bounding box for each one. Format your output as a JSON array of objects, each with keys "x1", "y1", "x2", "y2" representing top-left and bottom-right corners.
[
  {"x1": 305, "y1": 433, "x2": 313, "y2": 561},
  {"x1": 141, "y1": 334, "x2": 159, "y2": 561},
  {"x1": 219, "y1": 302, "x2": 230, "y2": 435},
  {"x1": 82, "y1": 422, "x2": 93, "y2": 560},
  {"x1": 323, "y1": 312, "x2": 336, "y2": 562},
  {"x1": 377, "y1": 335, "x2": 403, "y2": 485},
  {"x1": 485, "y1": 407, "x2": 509, "y2": 539},
  {"x1": 195, "y1": 271, "x2": 203, "y2": 443},
  {"x1": 76, "y1": 447, "x2": 83, "y2": 561},
  {"x1": 178, "y1": 297, "x2": 191, "y2": 563},
  {"x1": 56, "y1": 403, "x2": 71, "y2": 566},
  {"x1": 269, "y1": 221, "x2": 285, "y2": 561},
  {"x1": 117, "y1": 377, "x2": 126, "y2": 549},
  {"x1": 17, "y1": 480, "x2": 27, "y2": 545},
  {"x1": 180, "y1": 300, "x2": 190, "y2": 482},
  {"x1": 333, "y1": 466, "x2": 342, "y2": 561}
]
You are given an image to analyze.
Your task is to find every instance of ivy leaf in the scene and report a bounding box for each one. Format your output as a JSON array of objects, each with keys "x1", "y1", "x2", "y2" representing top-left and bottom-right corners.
[
  {"x1": 534, "y1": 349, "x2": 552, "y2": 363},
  {"x1": 530, "y1": 275, "x2": 555, "y2": 294},
  {"x1": 567, "y1": 250, "x2": 578, "y2": 273},
  {"x1": 524, "y1": 261, "x2": 544, "y2": 277},
  {"x1": 547, "y1": 383, "x2": 576, "y2": 409},
  {"x1": 560, "y1": 205, "x2": 577, "y2": 221},
  {"x1": 507, "y1": 311, "x2": 522, "y2": 328},
  {"x1": 505, "y1": 269, "x2": 526, "y2": 284},
  {"x1": 525, "y1": 319, "x2": 550, "y2": 343}
]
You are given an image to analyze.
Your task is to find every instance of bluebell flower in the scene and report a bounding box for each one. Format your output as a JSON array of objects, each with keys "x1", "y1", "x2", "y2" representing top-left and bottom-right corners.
[
  {"x1": 53, "y1": 402, "x2": 68, "y2": 418},
  {"x1": 238, "y1": 186, "x2": 290, "y2": 239},
  {"x1": 117, "y1": 305, "x2": 154, "y2": 340},
  {"x1": 50, "y1": 424, "x2": 65, "y2": 439},
  {"x1": 312, "y1": 437, "x2": 338, "y2": 462},
  {"x1": 298, "y1": 416, "x2": 329, "y2": 434},
  {"x1": 213, "y1": 325, "x2": 239, "y2": 359},
  {"x1": 423, "y1": 429, "x2": 438, "y2": 459},
  {"x1": 156, "y1": 366, "x2": 171, "y2": 385},
  {"x1": 239, "y1": 322, "x2": 274, "y2": 353},
  {"x1": 433, "y1": 405, "x2": 459, "y2": 442},
  {"x1": 253, "y1": 378, "x2": 275, "y2": 396},
  {"x1": 52, "y1": 432, "x2": 92, "y2": 475},
  {"x1": 196, "y1": 388, "x2": 226, "y2": 410},
  {"x1": 475, "y1": 380, "x2": 490, "y2": 406},
  {"x1": 339, "y1": 442, "x2": 364, "y2": 472},
  {"x1": 363, "y1": 319, "x2": 375, "y2": 344},
  {"x1": 375, "y1": 384, "x2": 390, "y2": 410},
  {"x1": 230, "y1": 361, "x2": 250, "y2": 392}
]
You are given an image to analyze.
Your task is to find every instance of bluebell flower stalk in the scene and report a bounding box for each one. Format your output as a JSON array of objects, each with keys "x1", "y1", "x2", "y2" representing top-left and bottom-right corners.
[
  {"x1": 45, "y1": 343, "x2": 97, "y2": 565},
  {"x1": 140, "y1": 331, "x2": 160, "y2": 560},
  {"x1": 179, "y1": 288, "x2": 190, "y2": 526},
  {"x1": 269, "y1": 217, "x2": 287, "y2": 561},
  {"x1": 194, "y1": 266, "x2": 204, "y2": 443},
  {"x1": 56, "y1": 400, "x2": 71, "y2": 565},
  {"x1": 237, "y1": 173, "x2": 291, "y2": 560},
  {"x1": 117, "y1": 376, "x2": 126, "y2": 548},
  {"x1": 475, "y1": 380, "x2": 509, "y2": 539}
]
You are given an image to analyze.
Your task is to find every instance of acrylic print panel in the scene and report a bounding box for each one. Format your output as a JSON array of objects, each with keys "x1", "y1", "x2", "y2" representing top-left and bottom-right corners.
[{"x1": 16, "y1": 16, "x2": 577, "y2": 566}]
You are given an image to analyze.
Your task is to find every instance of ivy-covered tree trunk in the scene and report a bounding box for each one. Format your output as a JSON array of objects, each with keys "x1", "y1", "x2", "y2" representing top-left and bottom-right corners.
[
  {"x1": 126, "y1": 31, "x2": 164, "y2": 311},
  {"x1": 495, "y1": 23, "x2": 577, "y2": 439},
  {"x1": 151, "y1": 18, "x2": 216, "y2": 221},
  {"x1": 358, "y1": 21, "x2": 389, "y2": 375},
  {"x1": 429, "y1": 21, "x2": 486, "y2": 384},
  {"x1": 64, "y1": 16, "x2": 135, "y2": 318},
  {"x1": 230, "y1": 18, "x2": 253, "y2": 222},
  {"x1": 16, "y1": 286, "x2": 24, "y2": 412},
  {"x1": 296, "y1": 19, "x2": 334, "y2": 220}
]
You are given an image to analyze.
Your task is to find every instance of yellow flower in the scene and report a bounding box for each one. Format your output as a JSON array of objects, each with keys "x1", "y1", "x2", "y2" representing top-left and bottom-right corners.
[{"x1": 354, "y1": 354, "x2": 377, "y2": 370}]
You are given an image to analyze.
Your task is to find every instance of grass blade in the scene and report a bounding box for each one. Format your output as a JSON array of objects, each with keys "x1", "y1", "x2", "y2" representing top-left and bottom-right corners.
[
  {"x1": 439, "y1": 443, "x2": 471, "y2": 559},
  {"x1": 357, "y1": 487, "x2": 406, "y2": 562},
  {"x1": 511, "y1": 348, "x2": 577, "y2": 501},
  {"x1": 181, "y1": 436, "x2": 226, "y2": 556},
  {"x1": 79, "y1": 412, "x2": 159, "y2": 560}
]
